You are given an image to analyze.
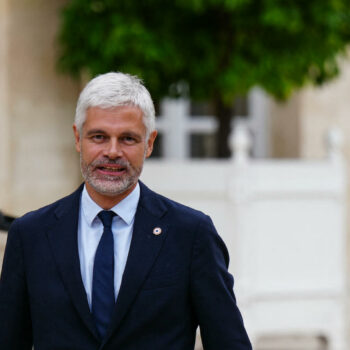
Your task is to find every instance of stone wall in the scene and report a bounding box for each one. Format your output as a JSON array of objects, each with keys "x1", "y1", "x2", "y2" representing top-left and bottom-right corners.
[
  {"x1": 0, "y1": 0, "x2": 81, "y2": 217},
  {"x1": 270, "y1": 56, "x2": 350, "y2": 160}
]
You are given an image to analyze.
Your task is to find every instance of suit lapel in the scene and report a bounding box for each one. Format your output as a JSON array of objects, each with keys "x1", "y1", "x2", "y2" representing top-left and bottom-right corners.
[
  {"x1": 45, "y1": 185, "x2": 99, "y2": 341},
  {"x1": 103, "y1": 182, "x2": 168, "y2": 344}
]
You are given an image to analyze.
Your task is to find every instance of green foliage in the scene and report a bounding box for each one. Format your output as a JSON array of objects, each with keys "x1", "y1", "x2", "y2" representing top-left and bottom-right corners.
[{"x1": 58, "y1": 0, "x2": 350, "y2": 103}]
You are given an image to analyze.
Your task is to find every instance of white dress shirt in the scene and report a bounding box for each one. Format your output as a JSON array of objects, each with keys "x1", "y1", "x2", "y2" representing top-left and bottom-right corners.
[{"x1": 77, "y1": 183, "x2": 140, "y2": 309}]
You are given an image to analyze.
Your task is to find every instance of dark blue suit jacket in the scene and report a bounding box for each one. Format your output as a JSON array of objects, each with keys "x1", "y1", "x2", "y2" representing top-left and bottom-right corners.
[{"x1": 0, "y1": 182, "x2": 251, "y2": 350}]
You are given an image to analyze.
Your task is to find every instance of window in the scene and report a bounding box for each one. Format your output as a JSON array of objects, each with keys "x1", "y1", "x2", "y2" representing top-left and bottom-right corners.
[{"x1": 152, "y1": 96, "x2": 249, "y2": 159}]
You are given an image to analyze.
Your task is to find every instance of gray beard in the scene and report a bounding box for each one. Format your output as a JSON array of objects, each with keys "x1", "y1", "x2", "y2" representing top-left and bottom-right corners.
[{"x1": 80, "y1": 153, "x2": 142, "y2": 197}]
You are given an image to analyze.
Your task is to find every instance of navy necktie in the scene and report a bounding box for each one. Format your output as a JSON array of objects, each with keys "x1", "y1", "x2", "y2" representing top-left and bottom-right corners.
[{"x1": 92, "y1": 210, "x2": 116, "y2": 339}]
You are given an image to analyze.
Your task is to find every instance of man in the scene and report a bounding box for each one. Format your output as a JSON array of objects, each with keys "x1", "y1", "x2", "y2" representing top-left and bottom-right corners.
[{"x1": 0, "y1": 72, "x2": 252, "y2": 350}]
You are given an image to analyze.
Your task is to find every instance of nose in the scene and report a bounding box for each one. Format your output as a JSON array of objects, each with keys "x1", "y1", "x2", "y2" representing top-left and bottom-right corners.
[{"x1": 104, "y1": 138, "x2": 122, "y2": 159}]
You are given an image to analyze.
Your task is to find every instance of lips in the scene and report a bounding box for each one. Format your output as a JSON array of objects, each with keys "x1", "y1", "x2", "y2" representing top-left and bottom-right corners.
[
  {"x1": 99, "y1": 166, "x2": 125, "y2": 171},
  {"x1": 95, "y1": 164, "x2": 127, "y2": 176}
]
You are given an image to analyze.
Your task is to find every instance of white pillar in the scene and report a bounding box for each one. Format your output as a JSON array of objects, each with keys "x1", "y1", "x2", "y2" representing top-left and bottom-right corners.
[
  {"x1": 230, "y1": 122, "x2": 252, "y2": 164},
  {"x1": 160, "y1": 98, "x2": 190, "y2": 159},
  {"x1": 326, "y1": 127, "x2": 344, "y2": 163},
  {"x1": 248, "y1": 87, "x2": 271, "y2": 158}
]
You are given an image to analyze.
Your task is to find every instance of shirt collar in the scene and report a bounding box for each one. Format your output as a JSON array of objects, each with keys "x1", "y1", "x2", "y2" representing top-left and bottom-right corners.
[{"x1": 81, "y1": 182, "x2": 140, "y2": 226}]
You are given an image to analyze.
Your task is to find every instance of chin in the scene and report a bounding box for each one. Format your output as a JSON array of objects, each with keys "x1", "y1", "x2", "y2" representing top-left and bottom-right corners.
[{"x1": 89, "y1": 178, "x2": 136, "y2": 197}]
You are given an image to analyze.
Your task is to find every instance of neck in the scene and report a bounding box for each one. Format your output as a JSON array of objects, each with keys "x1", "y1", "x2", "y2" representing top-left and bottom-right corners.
[{"x1": 85, "y1": 182, "x2": 137, "y2": 210}]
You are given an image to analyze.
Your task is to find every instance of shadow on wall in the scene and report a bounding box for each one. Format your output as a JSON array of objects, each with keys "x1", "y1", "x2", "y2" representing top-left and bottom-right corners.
[
  {"x1": 0, "y1": 211, "x2": 14, "y2": 270},
  {"x1": 0, "y1": 233, "x2": 6, "y2": 269},
  {"x1": 0, "y1": 211, "x2": 15, "y2": 232}
]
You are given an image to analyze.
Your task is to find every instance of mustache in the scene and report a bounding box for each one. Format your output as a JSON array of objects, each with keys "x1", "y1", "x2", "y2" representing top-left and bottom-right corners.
[{"x1": 90, "y1": 158, "x2": 130, "y2": 168}]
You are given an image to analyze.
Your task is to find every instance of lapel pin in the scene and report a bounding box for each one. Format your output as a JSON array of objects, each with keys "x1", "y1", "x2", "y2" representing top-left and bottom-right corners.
[{"x1": 153, "y1": 227, "x2": 162, "y2": 235}]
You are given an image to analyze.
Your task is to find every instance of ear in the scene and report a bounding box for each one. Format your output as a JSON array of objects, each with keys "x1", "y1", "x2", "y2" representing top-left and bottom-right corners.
[
  {"x1": 145, "y1": 130, "x2": 158, "y2": 158},
  {"x1": 73, "y1": 124, "x2": 81, "y2": 153}
]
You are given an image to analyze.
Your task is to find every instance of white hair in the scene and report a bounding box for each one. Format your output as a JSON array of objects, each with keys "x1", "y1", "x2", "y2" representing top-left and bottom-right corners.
[{"x1": 75, "y1": 72, "x2": 155, "y2": 137}]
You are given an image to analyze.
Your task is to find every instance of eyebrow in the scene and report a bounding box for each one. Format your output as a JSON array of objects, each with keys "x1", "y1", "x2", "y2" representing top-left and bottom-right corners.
[
  {"x1": 86, "y1": 129, "x2": 107, "y2": 136},
  {"x1": 121, "y1": 131, "x2": 142, "y2": 139},
  {"x1": 85, "y1": 129, "x2": 143, "y2": 140}
]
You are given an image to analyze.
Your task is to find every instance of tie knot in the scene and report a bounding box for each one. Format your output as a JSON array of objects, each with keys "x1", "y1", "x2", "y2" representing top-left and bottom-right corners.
[{"x1": 98, "y1": 210, "x2": 115, "y2": 228}]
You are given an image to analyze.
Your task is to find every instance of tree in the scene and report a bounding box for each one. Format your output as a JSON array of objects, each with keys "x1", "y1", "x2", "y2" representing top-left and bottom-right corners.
[{"x1": 58, "y1": 0, "x2": 350, "y2": 157}]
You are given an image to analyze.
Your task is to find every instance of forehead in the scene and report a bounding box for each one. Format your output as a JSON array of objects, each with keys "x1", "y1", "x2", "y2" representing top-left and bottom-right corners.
[{"x1": 84, "y1": 106, "x2": 145, "y2": 132}]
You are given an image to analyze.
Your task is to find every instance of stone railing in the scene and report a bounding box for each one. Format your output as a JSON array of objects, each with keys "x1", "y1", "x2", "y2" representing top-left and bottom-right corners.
[{"x1": 141, "y1": 125, "x2": 347, "y2": 350}]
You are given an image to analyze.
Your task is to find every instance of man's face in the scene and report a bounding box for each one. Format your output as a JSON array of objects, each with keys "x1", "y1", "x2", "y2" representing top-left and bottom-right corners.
[{"x1": 73, "y1": 105, "x2": 157, "y2": 203}]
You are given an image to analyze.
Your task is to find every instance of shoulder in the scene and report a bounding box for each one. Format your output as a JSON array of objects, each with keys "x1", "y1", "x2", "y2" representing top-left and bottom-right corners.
[
  {"x1": 140, "y1": 184, "x2": 231, "y2": 270},
  {"x1": 11, "y1": 184, "x2": 83, "y2": 232},
  {"x1": 138, "y1": 183, "x2": 220, "y2": 251},
  {"x1": 139, "y1": 181, "x2": 211, "y2": 226}
]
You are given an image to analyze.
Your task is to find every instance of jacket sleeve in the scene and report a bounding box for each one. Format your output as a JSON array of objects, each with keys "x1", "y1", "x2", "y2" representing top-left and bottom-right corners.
[
  {"x1": 0, "y1": 220, "x2": 33, "y2": 350},
  {"x1": 190, "y1": 215, "x2": 252, "y2": 350}
]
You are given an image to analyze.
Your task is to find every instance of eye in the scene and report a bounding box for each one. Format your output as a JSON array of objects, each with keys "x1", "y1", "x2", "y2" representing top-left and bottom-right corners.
[
  {"x1": 121, "y1": 136, "x2": 137, "y2": 144},
  {"x1": 91, "y1": 134, "x2": 106, "y2": 142}
]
